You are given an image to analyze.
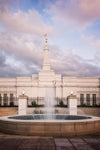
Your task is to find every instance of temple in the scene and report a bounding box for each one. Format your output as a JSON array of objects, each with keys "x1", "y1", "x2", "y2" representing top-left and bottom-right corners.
[{"x1": 0, "y1": 35, "x2": 100, "y2": 106}]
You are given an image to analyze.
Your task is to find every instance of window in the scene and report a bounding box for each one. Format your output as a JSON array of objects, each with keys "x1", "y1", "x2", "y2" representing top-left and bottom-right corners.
[
  {"x1": 92, "y1": 94, "x2": 96, "y2": 106},
  {"x1": 10, "y1": 93, "x2": 14, "y2": 106},
  {"x1": 3, "y1": 94, "x2": 8, "y2": 106},
  {"x1": 86, "y1": 94, "x2": 90, "y2": 106},
  {"x1": 80, "y1": 94, "x2": 84, "y2": 106},
  {"x1": 0, "y1": 94, "x2": 2, "y2": 106}
]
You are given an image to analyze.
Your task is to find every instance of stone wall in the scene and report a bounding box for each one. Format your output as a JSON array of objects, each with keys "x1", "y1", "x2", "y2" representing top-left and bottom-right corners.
[
  {"x1": 78, "y1": 107, "x2": 100, "y2": 117},
  {"x1": 27, "y1": 107, "x2": 100, "y2": 117},
  {"x1": 0, "y1": 107, "x2": 100, "y2": 117},
  {"x1": 0, "y1": 107, "x2": 18, "y2": 117}
]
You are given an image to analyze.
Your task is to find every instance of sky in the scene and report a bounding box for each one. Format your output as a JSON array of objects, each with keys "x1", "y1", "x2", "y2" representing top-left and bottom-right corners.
[{"x1": 0, "y1": 0, "x2": 100, "y2": 77}]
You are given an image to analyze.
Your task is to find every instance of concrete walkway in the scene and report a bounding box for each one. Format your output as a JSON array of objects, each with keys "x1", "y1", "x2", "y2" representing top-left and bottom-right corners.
[{"x1": 0, "y1": 132, "x2": 100, "y2": 150}]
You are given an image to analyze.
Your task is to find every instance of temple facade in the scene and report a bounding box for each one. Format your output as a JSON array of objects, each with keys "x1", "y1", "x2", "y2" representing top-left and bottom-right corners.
[{"x1": 0, "y1": 35, "x2": 100, "y2": 106}]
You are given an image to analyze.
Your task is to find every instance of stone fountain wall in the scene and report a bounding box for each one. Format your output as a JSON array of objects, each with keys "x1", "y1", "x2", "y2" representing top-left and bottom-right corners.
[{"x1": 0, "y1": 107, "x2": 100, "y2": 117}]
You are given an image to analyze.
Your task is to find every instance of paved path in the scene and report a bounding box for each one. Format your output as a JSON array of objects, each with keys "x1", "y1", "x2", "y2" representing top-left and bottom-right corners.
[{"x1": 0, "y1": 132, "x2": 100, "y2": 150}]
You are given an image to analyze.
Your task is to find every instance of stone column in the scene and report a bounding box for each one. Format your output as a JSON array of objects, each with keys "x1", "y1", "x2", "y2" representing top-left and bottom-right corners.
[
  {"x1": 90, "y1": 94, "x2": 92, "y2": 106},
  {"x1": 84, "y1": 94, "x2": 86, "y2": 105},
  {"x1": 14, "y1": 94, "x2": 17, "y2": 106},
  {"x1": 18, "y1": 95, "x2": 27, "y2": 115},
  {"x1": 77, "y1": 98, "x2": 80, "y2": 106},
  {"x1": 68, "y1": 94, "x2": 77, "y2": 115}
]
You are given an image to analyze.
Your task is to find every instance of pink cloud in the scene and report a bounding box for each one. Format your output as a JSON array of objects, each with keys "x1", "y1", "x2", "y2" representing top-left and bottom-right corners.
[
  {"x1": 0, "y1": 31, "x2": 43, "y2": 66},
  {"x1": 80, "y1": 0, "x2": 100, "y2": 18},
  {"x1": 0, "y1": 1, "x2": 53, "y2": 35},
  {"x1": 46, "y1": 0, "x2": 100, "y2": 30},
  {"x1": 0, "y1": 29, "x2": 100, "y2": 77}
]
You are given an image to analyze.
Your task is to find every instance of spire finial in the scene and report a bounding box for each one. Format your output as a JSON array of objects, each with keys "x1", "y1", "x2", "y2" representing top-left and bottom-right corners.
[{"x1": 44, "y1": 33, "x2": 47, "y2": 43}]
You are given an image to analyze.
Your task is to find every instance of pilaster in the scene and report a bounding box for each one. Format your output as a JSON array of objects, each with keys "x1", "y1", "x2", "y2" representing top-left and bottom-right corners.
[{"x1": 18, "y1": 95, "x2": 27, "y2": 115}]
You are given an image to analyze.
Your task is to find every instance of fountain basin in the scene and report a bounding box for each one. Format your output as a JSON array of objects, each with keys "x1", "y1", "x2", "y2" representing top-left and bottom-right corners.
[
  {"x1": 0, "y1": 115, "x2": 100, "y2": 137},
  {"x1": 8, "y1": 114, "x2": 92, "y2": 120}
]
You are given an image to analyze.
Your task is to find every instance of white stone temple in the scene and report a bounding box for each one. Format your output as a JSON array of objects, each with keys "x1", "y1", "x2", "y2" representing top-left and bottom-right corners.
[{"x1": 0, "y1": 34, "x2": 100, "y2": 106}]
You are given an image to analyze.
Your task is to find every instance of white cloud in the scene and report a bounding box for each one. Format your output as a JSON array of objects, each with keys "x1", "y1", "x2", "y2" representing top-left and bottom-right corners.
[
  {"x1": 49, "y1": 45, "x2": 100, "y2": 77},
  {"x1": 0, "y1": 31, "x2": 100, "y2": 77},
  {"x1": 0, "y1": 0, "x2": 53, "y2": 35},
  {"x1": 0, "y1": 31, "x2": 44, "y2": 66},
  {"x1": 91, "y1": 39, "x2": 100, "y2": 61},
  {"x1": 0, "y1": 0, "x2": 100, "y2": 77}
]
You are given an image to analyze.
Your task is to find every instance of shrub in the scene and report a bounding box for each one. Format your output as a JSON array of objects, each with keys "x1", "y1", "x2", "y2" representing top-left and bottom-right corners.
[
  {"x1": 34, "y1": 109, "x2": 40, "y2": 114},
  {"x1": 10, "y1": 102, "x2": 14, "y2": 106},
  {"x1": 31, "y1": 101, "x2": 37, "y2": 107},
  {"x1": 59, "y1": 100, "x2": 64, "y2": 106}
]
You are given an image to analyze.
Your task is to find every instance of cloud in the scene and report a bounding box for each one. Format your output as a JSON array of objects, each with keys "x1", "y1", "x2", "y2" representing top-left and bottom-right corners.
[
  {"x1": 0, "y1": 0, "x2": 100, "y2": 77},
  {"x1": 0, "y1": 51, "x2": 7, "y2": 67},
  {"x1": 0, "y1": 31, "x2": 44, "y2": 66},
  {"x1": 0, "y1": 31, "x2": 100, "y2": 77},
  {"x1": 81, "y1": 34, "x2": 94, "y2": 41},
  {"x1": 0, "y1": 50, "x2": 20, "y2": 77},
  {"x1": 0, "y1": 60, "x2": 34, "y2": 77},
  {"x1": 0, "y1": 0, "x2": 53, "y2": 35},
  {"x1": 45, "y1": 0, "x2": 100, "y2": 30},
  {"x1": 0, "y1": 49, "x2": 39, "y2": 77},
  {"x1": 81, "y1": 34, "x2": 100, "y2": 64},
  {"x1": 49, "y1": 45, "x2": 100, "y2": 77},
  {"x1": 93, "y1": 39, "x2": 100, "y2": 49},
  {"x1": 0, "y1": 0, "x2": 12, "y2": 9},
  {"x1": 91, "y1": 39, "x2": 100, "y2": 61}
]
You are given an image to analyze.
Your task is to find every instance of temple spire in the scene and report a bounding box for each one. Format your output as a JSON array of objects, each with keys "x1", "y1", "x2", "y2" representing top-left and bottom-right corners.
[
  {"x1": 43, "y1": 34, "x2": 50, "y2": 71},
  {"x1": 44, "y1": 33, "x2": 48, "y2": 43}
]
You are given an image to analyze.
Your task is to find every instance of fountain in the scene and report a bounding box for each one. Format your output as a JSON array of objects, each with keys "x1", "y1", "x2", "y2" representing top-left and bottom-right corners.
[
  {"x1": 0, "y1": 34, "x2": 100, "y2": 137},
  {"x1": 45, "y1": 88, "x2": 55, "y2": 120},
  {"x1": 0, "y1": 91, "x2": 100, "y2": 136}
]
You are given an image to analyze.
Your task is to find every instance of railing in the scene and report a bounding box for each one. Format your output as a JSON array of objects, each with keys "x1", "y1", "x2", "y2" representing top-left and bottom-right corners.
[
  {"x1": 0, "y1": 97, "x2": 100, "y2": 107},
  {"x1": 77, "y1": 97, "x2": 100, "y2": 106},
  {"x1": 0, "y1": 97, "x2": 18, "y2": 107}
]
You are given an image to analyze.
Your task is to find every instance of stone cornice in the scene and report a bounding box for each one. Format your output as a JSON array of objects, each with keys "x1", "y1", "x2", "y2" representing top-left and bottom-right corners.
[{"x1": 0, "y1": 85, "x2": 99, "y2": 88}]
